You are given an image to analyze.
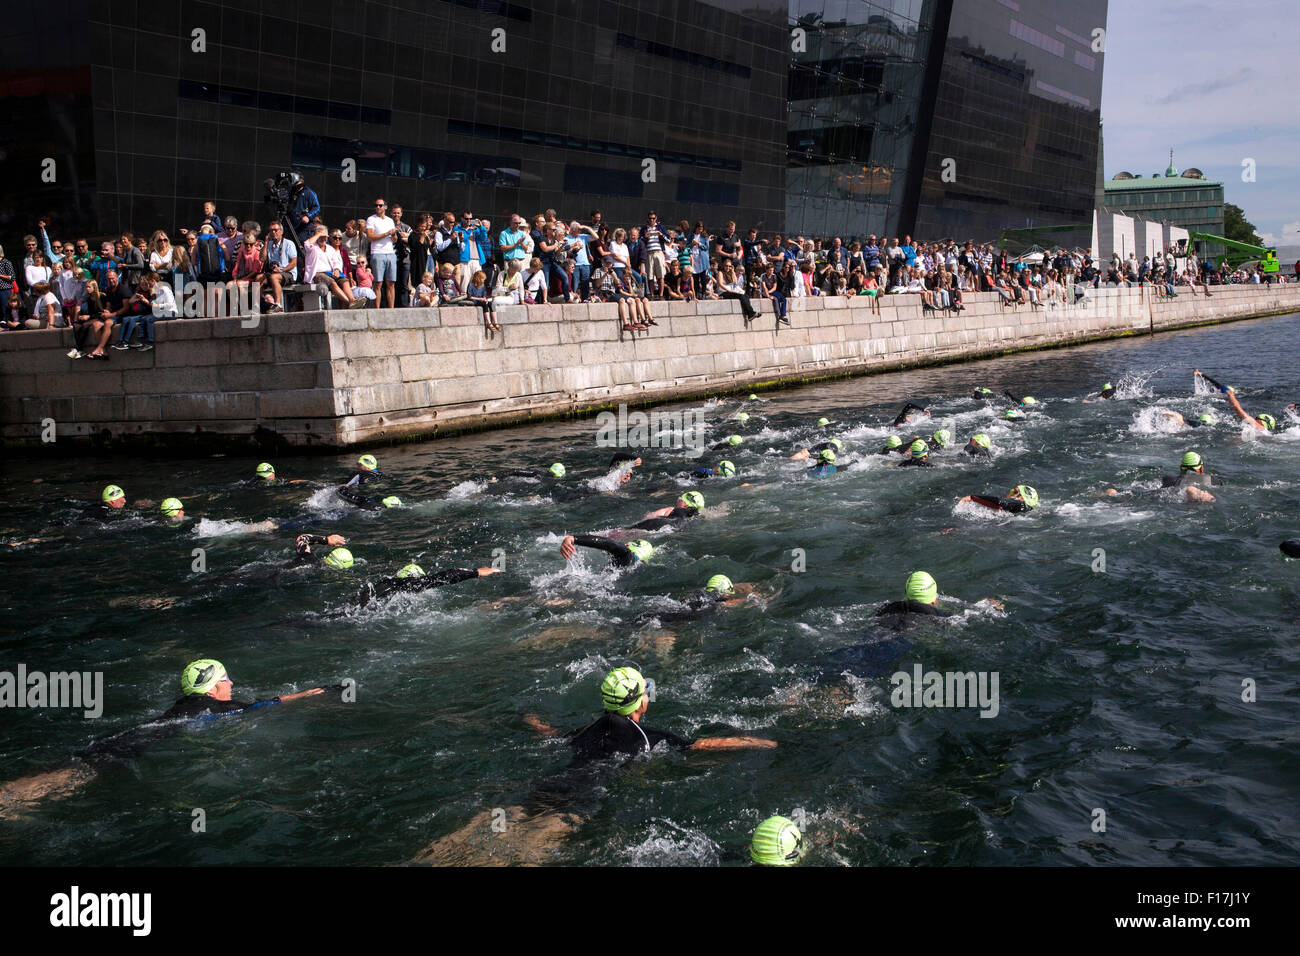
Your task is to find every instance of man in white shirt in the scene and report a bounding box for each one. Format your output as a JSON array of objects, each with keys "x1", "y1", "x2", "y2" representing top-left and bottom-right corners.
[{"x1": 365, "y1": 198, "x2": 399, "y2": 308}]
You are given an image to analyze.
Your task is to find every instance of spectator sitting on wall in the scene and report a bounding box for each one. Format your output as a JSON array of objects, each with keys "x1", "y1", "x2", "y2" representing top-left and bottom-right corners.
[
  {"x1": 415, "y1": 270, "x2": 437, "y2": 307},
  {"x1": 303, "y1": 226, "x2": 363, "y2": 309}
]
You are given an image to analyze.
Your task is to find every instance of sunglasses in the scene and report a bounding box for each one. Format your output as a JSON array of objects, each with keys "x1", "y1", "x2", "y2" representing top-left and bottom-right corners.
[{"x1": 375, "y1": 203, "x2": 386, "y2": 208}]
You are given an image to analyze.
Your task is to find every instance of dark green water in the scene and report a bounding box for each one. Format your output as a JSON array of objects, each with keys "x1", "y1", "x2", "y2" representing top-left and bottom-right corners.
[{"x1": 3, "y1": 313, "x2": 1298, "y2": 866}]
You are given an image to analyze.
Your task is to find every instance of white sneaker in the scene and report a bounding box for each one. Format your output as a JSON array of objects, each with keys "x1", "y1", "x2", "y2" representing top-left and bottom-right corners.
[{"x1": 67, "y1": 348, "x2": 81, "y2": 358}]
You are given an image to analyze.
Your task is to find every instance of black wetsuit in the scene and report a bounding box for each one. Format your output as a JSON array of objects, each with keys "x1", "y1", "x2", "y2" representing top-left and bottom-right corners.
[
  {"x1": 568, "y1": 534, "x2": 639, "y2": 568},
  {"x1": 357, "y1": 568, "x2": 479, "y2": 607},
  {"x1": 875, "y1": 599, "x2": 954, "y2": 618},
  {"x1": 631, "y1": 507, "x2": 698, "y2": 531},
  {"x1": 879, "y1": 443, "x2": 907, "y2": 455},
  {"x1": 966, "y1": 494, "x2": 1031, "y2": 514},
  {"x1": 893, "y1": 402, "x2": 929, "y2": 426},
  {"x1": 1161, "y1": 471, "x2": 1218, "y2": 488},
  {"x1": 79, "y1": 503, "x2": 125, "y2": 522},
  {"x1": 711, "y1": 440, "x2": 745, "y2": 451},
  {"x1": 564, "y1": 712, "x2": 693, "y2": 764},
  {"x1": 1281, "y1": 540, "x2": 1300, "y2": 559},
  {"x1": 1186, "y1": 418, "x2": 1212, "y2": 428},
  {"x1": 964, "y1": 443, "x2": 992, "y2": 458},
  {"x1": 76, "y1": 695, "x2": 280, "y2": 762},
  {"x1": 337, "y1": 483, "x2": 386, "y2": 510},
  {"x1": 639, "y1": 589, "x2": 727, "y2": 624},
  {"x1": 897, "y1": 456, "x2": 933, "y2": 468},
  {"x1": 818, "y1": 634, "x2": 914, "y2": 679}
]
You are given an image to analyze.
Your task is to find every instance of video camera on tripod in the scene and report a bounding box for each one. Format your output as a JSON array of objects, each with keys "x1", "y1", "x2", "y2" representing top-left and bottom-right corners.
[{"x1": 263, "y1": 171, "x2": 308, "y2": 250}]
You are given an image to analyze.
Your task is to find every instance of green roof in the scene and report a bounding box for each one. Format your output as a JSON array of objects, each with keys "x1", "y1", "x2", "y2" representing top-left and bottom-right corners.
[{"x1": 1105, "y1": 176, "x2": 1222, "y2": 191}]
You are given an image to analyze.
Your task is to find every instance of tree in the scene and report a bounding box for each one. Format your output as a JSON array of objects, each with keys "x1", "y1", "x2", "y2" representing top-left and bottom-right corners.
[{"x1": 1222, "y1": 203, "x2": 1262, "y2": 247}]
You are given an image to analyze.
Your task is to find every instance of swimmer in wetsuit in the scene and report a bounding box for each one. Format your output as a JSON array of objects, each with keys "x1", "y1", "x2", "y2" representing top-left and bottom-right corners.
[
  {"x1": 349, "y1": 453, "x2": 385, "y2": 485},
  {"x1": 711, "y1": 434, "x2": 746, "y2": 451},
  {"x1": 559, "y1": 535, "x2": 655, "y2": 569},
  {"x1": 972, "y1": 387, "x2": 996, "y2": 400},
  {"x1": 243, "y1": 462, "x2": 309, "y2": 486},
  {"x1": 357, "y1": 562, "x2": 502, "y2": 607},
  {"x1": 1160, "y1": 451, "x2": 1218, "y2": 503},
  {"x1": 879, "y1": 435, "x2": 906, "y2": 455},
  {"x1": 0, "y1": 658, "x2": 336, "y2": 817},
  {"x1": 807, "y1": 448, "x2": 838, "y2": 476},
  {"x1": 630, "y1": 491, "x2": 706, "y2": 531},
  {"x1": 1001, "y1": 408, "x2": 1027, "y2": 424},
  {"x1": 691, "y1": 460, "x2": 737, "y2": 480},
  {"x1": 893, "y1": 401, "x2": 931, "y2": 426},
  {"x1": 413, "y1": 666, "x2": 776, "y2": 865},
  {"x1": 898, "y1": 440, "x2": 933, "y2": 467},
  {"x1": 790, "y1": 438, "x2": 843, "y2": 461},
  {"x1": 928, "y1": 429, "x2": 952, "y2": 450},
  {"x1": 964, "y1": 433, "x2": 993, "y2": 457},
  {"x1": 79, "y1": 484, "x2": 131, "y2": 522},
  {"x1": 637, "y1": 574, "x2": 755, "y2": 624},
  {"x1": 958, "y1": 484, "x2": 1039, "y2": 513},
  {"x1": 1003, "y1": 390, "x2": 1039, "y2": 407},
  {"x1": 1196, "y1": 370, "x2": 1278, "y2": 433},
  {"x1": 1281, "y1": 540, "x2": 1300, "y2": 559}
]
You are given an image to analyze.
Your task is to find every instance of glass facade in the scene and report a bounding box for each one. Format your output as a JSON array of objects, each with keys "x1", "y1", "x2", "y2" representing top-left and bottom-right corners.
[
  {"x1": 913, "y1": 0, "x2": 1107, "y2": 242},
  {"x1": 5, "y1": 0, "x2": 1107, "y2": 248}
]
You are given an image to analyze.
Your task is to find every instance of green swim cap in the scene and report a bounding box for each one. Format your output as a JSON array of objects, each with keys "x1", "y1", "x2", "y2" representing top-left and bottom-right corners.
[
  {"x1": 681, "y1": 491, "x2": 705, "y2": 512},
  {"x1": 885, "y1": 435, "x2": 902, "y2": 449},
  {"x1": 101, "y1": 484, "x2": 125, "y2": 503},
  {"x1": 717, "y1": 460, "x2": 736, "y2": 477},
  {"x1": 160, "y1": 498, "x2": 184, "y2": 518},
  {"x1": 931, "y1": 429, "x2": 951, "y2": 448},
  {"x1": 324, "y1": 547, "x2": 354, "y2": 569},
  {"x1": 358, "y1": 454, "x2": 378, "y2": 471},
  {"x1": 817, "y1": 417, "x2": 830, "y2": 427},
  {"x1": 829, "y1": 438, "x2": 844, "y2": 452},
  {"x1": 549, "y1": 462, "x2": 566, "y2": 478},
  {"x1": 627, "y1": 539, "x2": 655, "y2": 563},
  {"x1": 1197, "y1": 413, "x2": 1214, "y2": 425},
  {"x1": 1259, "y1": 414, "x2": 1277, "y2": 431},
  {"x1": 181, "y1": 659, "x2": 227, "y2": 696},
  {"x1": 909, "y1": 440, "x2": 928, "y2": 459},
  {"x1": 255, "y1": 462, "x2": 275, "y2": 480},
  {"x1": 750, "y1": 816, "x2": 805, "y2": 866},
  {"x1": 1004, "y1": 409, "x2": 1024, "y2": 419},
  {"x1": 1180, "y1": 451, "x2": 1203, "y2": 471},
  {"x1": 705, "y1": 574, "x2": 735, "y2": 595},
  {"x1": 727, "y1": 435, "x2": 744, "y2": 446},
  {"x1": 971, "y1": 433, "x2": 991, "y2": 449},
  {"x1": 397, "y1": 563, "x2": 425, "y2": 578},
  {"x1": 1013, "y1": 485, "x2": 1039, "y2": 509},
  {"x1": 601, "y1": 666, "x2": 647, "y2": 715},
  {"x1": 748, "y1": 393, "x2": 758, "y2": 401},
  {"x1": 905, "y1": 570, "x2": 938, "y2": 605},
  {"x1": 381, "y1": 495, "x2": 403, "y2": 508},
  {"x1": 818, "y1": 449, "x2": 836, "y2": 464},
  {"x1": 1022, "y1": 396, "x2": 1038, "y2": 405},
  {"x1": 1102, "y1": 383, "x2": 1113, "y2": 391},
  {"x1": 737, "y1": 412, "x2": 749, "y2": 423}
]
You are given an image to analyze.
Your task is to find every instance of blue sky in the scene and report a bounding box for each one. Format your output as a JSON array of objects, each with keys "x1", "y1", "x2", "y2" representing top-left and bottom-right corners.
[{"x1": 1099, "y1": 0, "x2": 1298, "y2": 247}]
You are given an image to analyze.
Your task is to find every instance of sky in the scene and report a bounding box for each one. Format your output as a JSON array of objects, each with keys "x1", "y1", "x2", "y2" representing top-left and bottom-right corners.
[{"x1": 1098, "y1": 0, "x2": 1299, "y2": 249}]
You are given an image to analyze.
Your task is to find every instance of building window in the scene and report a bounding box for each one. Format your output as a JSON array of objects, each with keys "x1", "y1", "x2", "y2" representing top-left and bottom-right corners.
[{"x1": 1010, "y1": 20, "x2": 1066, "y2": 57}]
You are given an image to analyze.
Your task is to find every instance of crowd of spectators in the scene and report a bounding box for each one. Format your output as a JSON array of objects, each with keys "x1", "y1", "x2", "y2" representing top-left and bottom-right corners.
[{"x1": 2, "y1": 184, "x2": 1293, "y2": 353}]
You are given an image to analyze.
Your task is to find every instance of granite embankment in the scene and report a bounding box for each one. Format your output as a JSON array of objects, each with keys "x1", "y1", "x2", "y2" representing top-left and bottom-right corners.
[{"x1": 4, "y1": 283, "x2": 1298, "y2": 451}]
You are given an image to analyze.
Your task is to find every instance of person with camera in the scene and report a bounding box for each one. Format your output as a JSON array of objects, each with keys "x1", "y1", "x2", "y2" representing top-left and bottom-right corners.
[
  {"x1": 434, "y1": 211, "x2": 462, "y2": 288},
  {"x1": 289, "y1": 174, "x2": 320, "y2": 238},
  {"x1": 392, "y1": 204, "x2": 413, "y2": 307},
  {"x1": 455, "y1": 211, "x2": 490, "y2": 292}
]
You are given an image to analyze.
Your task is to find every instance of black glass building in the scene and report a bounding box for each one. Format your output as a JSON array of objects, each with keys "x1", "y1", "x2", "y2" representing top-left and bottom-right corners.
[{"x1": 5, "y1": 0, "x2": 1104, "y2": 247}]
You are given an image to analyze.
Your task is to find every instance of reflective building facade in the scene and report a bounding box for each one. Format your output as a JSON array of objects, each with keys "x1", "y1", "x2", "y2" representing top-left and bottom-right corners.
[{"x1": 6, "y1": 0, "x2": 1105, "y2": 247}]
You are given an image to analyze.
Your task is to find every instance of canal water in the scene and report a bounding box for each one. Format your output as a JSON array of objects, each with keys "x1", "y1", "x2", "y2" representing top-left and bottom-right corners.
[{"x1": 2, "y1": 312, "x2": 1297, "y2": 865}]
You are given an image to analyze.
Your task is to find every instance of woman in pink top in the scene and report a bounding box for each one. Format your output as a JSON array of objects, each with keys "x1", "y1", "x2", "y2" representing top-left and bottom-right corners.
[{"x1": 231, "y1": 232, "x2": 264, "y2": 312}]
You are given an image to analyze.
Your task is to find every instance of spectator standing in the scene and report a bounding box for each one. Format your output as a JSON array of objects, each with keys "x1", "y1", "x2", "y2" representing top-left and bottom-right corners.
[
  {"x1": 409, "y1": 215, "x2": 435, "y2": 294},
  {"x1": 455, "y1": 212, "x2": 490, "y2": 291},
  {"x1": 563, "y1": 220, "x2": 598, "y2": 301},
  {"x1": 391, "y1": 205, "x2": 412, "y2": 307},
  {"x1": 365, "y1": 198, "x2": 399, "y2": 309},
  {"x1": 0, "y1": 245, "x2": 15, "y2": 307}
]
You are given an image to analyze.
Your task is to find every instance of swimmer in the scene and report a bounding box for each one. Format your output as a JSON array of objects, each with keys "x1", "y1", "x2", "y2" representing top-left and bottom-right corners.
[
  {"x1": 711, "y1": 434, "x2": 746, "y2": 451},
  {"x1": 639, "y1": 574, "x2": 756, "y2": 624},
  {"x1": 631, "y1": 491, "x2": 706, "y2": 530},
  {"x1": 875, "y1": 570, "x2": 1002, "y2": 619},
  {"x1": 808, "y1": 448, "x2": 838, "y2": 476},
  {"x1": 928, "y1": 429, "x2": 952, "y2": 450},
  {"x1": 958, "y1": 484, "x2": 1039, "y2": 514},
  {"x1": 336, "y1": 480, "x2": 403, "y2": 510},
  {"x1": 560, "y1": 535, "x2": 655, "y2": 569},
  {"x1": 289, "y1": 533, "x2": 349, "y2": 567},
  {"x1": 0, "y1": 658, "x2": 335, "y2": 818},
  {"x1": 1003, "y1": 389, "x2": 1038, "y2": 407},
  {"x1": 1281, "y1": 540, "x2": 1300, "y2": 559},
  {"x1": 351, "y1": 453, "x2": 383, "y2": 484},
  {"x1": 691, "y1": 460, "x2": 737, "y2": 480},
  {"x1": 357, "y1": 562, "x2": 502, "y2": 607},
  {"x1": 790, "y1": 438, "x2": 843, "y2": 461},
  {"x1": 1083, "y1": 382, "x2": 1117, "y2": 403},
  {"x1": 898, "y1": 440, "x2": 933, "y2": 467},
  {"x1": 892, "y1": 402, "x2": 931, "y2": 426},
  {"x1": 246, "y1": 462, "x2": 309, "y2": 486},
  {"x1": 1196, "y1": 370, "x2": 1276, "y2": 432},
  {"x1": 79, "y1": 484, "x2": 130, "y2": 521},
  {"x1": 963, "y1": 433, "x2": 992, "y2": 457},
  {"x1": 750, "y1": 816, "x2": 806, "y2": 866},
  {"x1": 972, "y1": 387, "x2": 996, "y2": 400},
  {"x1": 1161, "y1": 451, "x2": 1217, "y2": 503},
  {"x1": 878, "y1": 435, "x2": 906, "y2": 455},
  {"x1": 1001, "y1": 408, "x2": 1027, "y2": 423}
]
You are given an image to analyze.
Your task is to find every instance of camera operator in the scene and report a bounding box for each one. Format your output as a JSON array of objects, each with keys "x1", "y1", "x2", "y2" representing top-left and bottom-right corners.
[{"x1": 289, "y1": 173, "x2": 320, "y2": 240}]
